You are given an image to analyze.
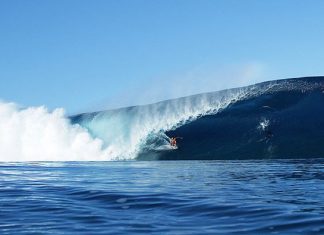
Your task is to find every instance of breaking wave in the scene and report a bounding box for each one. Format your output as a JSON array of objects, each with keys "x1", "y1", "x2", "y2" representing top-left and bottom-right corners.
[{"x1": 1, "y1": 76, "x2": 324, "y2": 161}]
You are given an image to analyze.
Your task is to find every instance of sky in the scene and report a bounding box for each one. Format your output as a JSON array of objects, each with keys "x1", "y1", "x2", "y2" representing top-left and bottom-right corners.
[{"x1": 1, "y1": 0, "x2": 324, "y2": 114}]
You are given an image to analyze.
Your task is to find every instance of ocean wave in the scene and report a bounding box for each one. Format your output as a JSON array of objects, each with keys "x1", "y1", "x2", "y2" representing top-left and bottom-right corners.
[{"x1": 1, "y1": 76, "x2": 324, "y2": 161}]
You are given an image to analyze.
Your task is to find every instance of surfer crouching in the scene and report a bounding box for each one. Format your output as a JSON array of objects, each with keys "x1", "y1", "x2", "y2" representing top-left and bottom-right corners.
[
  {"x1": 170, "y1": 137, "x2": 177, "y2": 147},
  {"x1": 170, "y1": 137, "x2": 182, "y2": 147}
]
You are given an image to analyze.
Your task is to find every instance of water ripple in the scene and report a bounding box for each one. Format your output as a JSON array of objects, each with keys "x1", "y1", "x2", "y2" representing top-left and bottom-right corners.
[{"x1": 0, "y1": 159, "x2": 323, "y2": 234}]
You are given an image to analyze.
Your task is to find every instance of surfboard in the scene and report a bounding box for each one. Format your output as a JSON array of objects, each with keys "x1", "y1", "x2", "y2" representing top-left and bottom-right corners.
[{"x1": 154, "y1": 144, "x2": 178, "y2": 151}]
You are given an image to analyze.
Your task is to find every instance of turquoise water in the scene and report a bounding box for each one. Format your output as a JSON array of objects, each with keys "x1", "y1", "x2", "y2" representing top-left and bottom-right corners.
[{"x1": 1, "y1": 160, "x2": 323, "y2": 234}]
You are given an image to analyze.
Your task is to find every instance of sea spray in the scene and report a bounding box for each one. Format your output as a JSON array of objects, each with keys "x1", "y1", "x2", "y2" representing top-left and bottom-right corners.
[{"x1": 0, "y1": 102, "x2": 108, "y2": 161}]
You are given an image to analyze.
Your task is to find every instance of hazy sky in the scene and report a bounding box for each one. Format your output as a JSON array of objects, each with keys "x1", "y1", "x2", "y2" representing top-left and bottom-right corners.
[{"x1": 1, "y1": 0, "x2": 324, "y2": 113}]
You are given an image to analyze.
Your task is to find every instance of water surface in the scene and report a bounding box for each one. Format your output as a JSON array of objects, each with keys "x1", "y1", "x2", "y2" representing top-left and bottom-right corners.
[{"x1": 1, "y1": 160, "x2": 323, "y2": 234}]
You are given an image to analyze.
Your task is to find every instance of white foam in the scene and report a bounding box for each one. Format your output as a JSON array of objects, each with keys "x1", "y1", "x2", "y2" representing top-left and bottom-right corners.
[{"x1": 0, "y1": 102, "x2": 109, "y2": 161}]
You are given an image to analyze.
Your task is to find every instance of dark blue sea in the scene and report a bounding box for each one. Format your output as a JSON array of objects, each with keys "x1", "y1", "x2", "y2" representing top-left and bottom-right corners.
[{"x1": 1, "y1": 159, "x2": 323, "y2": 234}]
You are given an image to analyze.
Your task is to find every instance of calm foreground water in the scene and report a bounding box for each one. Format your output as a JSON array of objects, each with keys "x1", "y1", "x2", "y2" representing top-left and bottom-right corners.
[{"x1": 0, "y1": 159, "x2": 323, "y2": 234}]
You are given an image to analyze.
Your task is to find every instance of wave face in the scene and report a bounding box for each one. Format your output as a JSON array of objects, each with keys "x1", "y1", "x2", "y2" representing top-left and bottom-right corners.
[{"x1": 71, "y1": 76, "x2": 324, "y2": 160}]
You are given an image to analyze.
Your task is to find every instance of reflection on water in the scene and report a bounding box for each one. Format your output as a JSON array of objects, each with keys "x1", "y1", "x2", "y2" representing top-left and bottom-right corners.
[{"x1": 0, "y1": 159, "x2": 323, "y2": 234}]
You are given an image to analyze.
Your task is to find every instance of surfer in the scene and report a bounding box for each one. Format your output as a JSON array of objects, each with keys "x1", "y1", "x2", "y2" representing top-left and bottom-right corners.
[
  {"x1": 170, "y1": 137, "x2": 177, "y2": 147},
  {"x1": 170, "y1": 137, "x2": 182, "y2": 147}
]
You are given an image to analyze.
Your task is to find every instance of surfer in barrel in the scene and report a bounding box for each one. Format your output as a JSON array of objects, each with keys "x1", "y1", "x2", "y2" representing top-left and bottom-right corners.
[
  {"x1": 170, "y1": 137, "x2": 177, "y2": 147},
  {"x1": 170, "y1": 137, "x2": 182, "y2": 147}
]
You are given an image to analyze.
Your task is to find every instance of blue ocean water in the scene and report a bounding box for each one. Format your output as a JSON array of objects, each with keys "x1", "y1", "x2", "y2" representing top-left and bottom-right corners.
[{"x1": 1, "y1": 159, "x2": 323, "y2": 234}]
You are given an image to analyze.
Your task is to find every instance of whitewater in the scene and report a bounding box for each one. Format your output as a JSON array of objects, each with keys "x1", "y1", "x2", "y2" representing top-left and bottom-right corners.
[
  {"x1": 0, "y1": 77, "x2": 323, "y2": 161},
  {"x1": 0, "y1": 102, "x2": 107, "y2": 161}
]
